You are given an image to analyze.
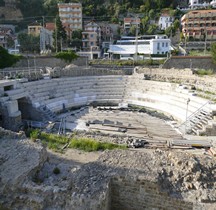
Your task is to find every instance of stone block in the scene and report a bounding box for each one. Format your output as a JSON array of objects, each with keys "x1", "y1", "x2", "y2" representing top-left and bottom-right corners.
[{"x1": 5, "y1": 100, "x2": 19, "y2": 116}]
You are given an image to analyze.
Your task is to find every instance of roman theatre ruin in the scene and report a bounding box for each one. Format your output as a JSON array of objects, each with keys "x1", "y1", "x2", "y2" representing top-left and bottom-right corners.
[{"x1": 0, "y1": 65, "x2": 216, "y2": 210}]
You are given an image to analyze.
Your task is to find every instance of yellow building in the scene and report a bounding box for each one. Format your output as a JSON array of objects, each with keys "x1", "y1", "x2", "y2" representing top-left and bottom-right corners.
[
  {"x1": 28, "y1": 21, "x2": 42, "y2": 36},
  {"x1": 181, "y1": 10, "x2": 216, "y2": 41}
]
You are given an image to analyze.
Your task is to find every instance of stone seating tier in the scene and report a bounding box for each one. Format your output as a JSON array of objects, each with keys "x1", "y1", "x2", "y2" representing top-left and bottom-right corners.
[
  {"x1": 21, "y1": 76, "x2": 211, "y2": 124},
  {"x1": 125, "y1": 79, "x2": 210, "y2": 122},
  {"x1": 21, "y1": 76, "x2": 127, "y2": 113}
]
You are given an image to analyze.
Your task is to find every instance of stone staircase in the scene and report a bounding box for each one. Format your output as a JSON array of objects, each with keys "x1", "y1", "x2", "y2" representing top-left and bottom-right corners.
[
  {"x1": 37, "y1": 105, "x2": 57, "y2": 122},
  {"x1": 178, "y1": 102, "x2": 213, "y2": 135}
]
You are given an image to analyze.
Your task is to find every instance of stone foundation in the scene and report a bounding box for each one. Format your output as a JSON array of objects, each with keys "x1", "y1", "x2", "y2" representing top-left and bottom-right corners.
[{"x1": 110, "y1": 177, "x2": 193, "y2": 210}]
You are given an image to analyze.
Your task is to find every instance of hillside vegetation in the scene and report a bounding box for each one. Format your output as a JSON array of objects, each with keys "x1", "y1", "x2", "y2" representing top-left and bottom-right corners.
[{"x1": 15, "y1": 0, "x2": 179, "y2": 20}]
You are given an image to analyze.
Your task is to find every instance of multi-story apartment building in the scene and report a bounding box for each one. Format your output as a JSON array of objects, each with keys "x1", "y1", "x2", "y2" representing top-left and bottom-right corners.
[
  {"x1": 58, "y1": 3, "x2": 82, "y2": 38},
  {"x1": 98, "y1": 22, "x2": 113, "y2": 41},
  {"x1": 79, "y1": 21, "x2": 101, "y2": 59},
  {"x1": 82, "y1": 31, "x2": 98, "y2": 50},
  {"x1": 28, "y1": 21, "x2": 42, "y2": 36},
  {"x1": 123, "y1": 17, "x2": 140, "y2": 34},
  {"x1": 82, "y1": 21, "x2": 101, "y2": 50},
  {"x1": 181, "y1": 10, "x2": 216, "y2": 41}
]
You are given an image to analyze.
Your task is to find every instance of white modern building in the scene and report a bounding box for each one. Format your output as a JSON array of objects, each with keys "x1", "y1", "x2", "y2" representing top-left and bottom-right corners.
[{"x1": 108, "y1": 35, "x2": 171, "y2": 60}]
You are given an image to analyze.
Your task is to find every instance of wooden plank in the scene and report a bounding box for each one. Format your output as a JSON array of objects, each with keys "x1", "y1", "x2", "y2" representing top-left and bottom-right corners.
[{"x1": 210, "y1": 147, "x2": 216, "y2": 157}]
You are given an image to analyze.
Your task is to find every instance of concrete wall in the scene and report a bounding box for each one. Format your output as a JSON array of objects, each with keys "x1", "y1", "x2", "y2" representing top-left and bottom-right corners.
[
  {"x1": 110, "y1": 177, "x2": 193, "y2": 210},
  {"x1": 163, "y1": 56, "x2": 216, "y2": 70},
  {"x1": 13, "y1": 56, "x2": 88, "y2": 68}
]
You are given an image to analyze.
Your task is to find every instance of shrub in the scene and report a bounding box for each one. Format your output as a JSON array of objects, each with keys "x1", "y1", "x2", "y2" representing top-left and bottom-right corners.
[
  {"x1": 55, "y1": 51, "x2": 78, "y2": 63},
  {"x1": 194, "y1": 69, "x2": 213, "y2": 76},
  {"x1": 30, "y1": 129, "x2": 40, "y2": 141},
  {"x1": 0, "y1": 46, "x2": 22, "y2": 69},
  {"x1": 53, "y1": 167, "x2": 60, "y2": 175}
]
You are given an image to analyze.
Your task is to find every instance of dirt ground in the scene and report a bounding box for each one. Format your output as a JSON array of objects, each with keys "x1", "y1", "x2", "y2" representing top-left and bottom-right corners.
[{"x1": 47, "y1": 148, "x2": 101, "y2": 166}]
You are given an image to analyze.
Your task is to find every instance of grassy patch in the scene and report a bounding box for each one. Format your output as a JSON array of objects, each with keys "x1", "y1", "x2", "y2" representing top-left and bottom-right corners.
[
  {"x1": 189, "y1": 50, "x2": 211, "y2": 56},
  {"x1": 29, "y1": 130, "x2": 127, "y2": 152},
  {"x1": 69, "y1": 138, "x2": 126, "y2": 152},
  {"x1": 194, "y1": 69, "x2": 213, "y2": 76},
  {"x1": 40, "y1": 132, "x2": 69, "y2": 151}
]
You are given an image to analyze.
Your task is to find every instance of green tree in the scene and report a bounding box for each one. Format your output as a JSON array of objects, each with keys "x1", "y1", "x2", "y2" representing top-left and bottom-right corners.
[
  {"x1": 43, "y1": 0, "x2": 58, "y2": 16},
  {"x1": 173, "y1": 19, "x2": 180, "y2": 31},
  {"x1": 72, "y1": 29, "x2": 82, "y2": 40},
  {"x1": 18, "y1": 0, "x2": 44, "y2": 18},
  {"x1": 129, "y1": 25, "x2": 137, "y2": 36},
  {"x1": 53, "y1": 15, "x2": 67, "y2": 52},
  {"x1": 148, "y1": 9, "x2": 155, "y2": 20},
  {"x1": 147, "y1": 24, "x2": 158, "y2": 35},
  {"x1": 0, "y1": 0, "x2": 5, "y2": 6},
  {"x1": 0, "y1": 46, "x2": 22, "y2": 69},
  {"x1": 69, "y1": 29, "x2": 83, "y2": 50},
  {"x1": 18, "y1": 33, "x2": 40, "y2": 53},
  {"x1": 141, "y1": 16, "x2": 150, "y2": 34},
  {"x1": 55, "y1": 51, "x2": 78, "y2": 63},
  {"x1": 165, "y1": 26, "x2": 174, "y2": 37},
  {"x1": 6, "y1": 37, "x2": 15, "y2": 49},
  {"x1": 211, "y1": 43, "x2": 216, "y2": 64}
]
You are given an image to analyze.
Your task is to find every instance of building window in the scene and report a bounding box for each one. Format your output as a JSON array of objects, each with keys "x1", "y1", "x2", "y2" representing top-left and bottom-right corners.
[
  {"x1": 162, "y1": 42, "x2": 164, "y2": 47},
  {"x1": 157, "y1": 43, "x2": 160, "y2": 50},
  {"x1": 91, "y1": 42, "x2": 94, "y2": 46},
  {"x1": 90, "y1": 34, "x2": 94, "y2": 38},
  {"x1": 166, "y1": 43, "x2": 168, "y2": 47}
]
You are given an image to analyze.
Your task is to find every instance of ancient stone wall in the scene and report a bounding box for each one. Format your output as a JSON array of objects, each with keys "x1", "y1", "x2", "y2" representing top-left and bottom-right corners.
[
  {"x1": 163, "y1": 56, "x2": 216, "y2": 70},
  {"x1": 137, "y1": 67, "x2": 216, "y2": 94},
  {"x1": 0, "y1": 102, "x2": 22, "y2": 132},
  {"x1": 58, "y1": 67, "x2": 132, "y2": 77},
  {"x1": 110, "y1": 177, "x2": 193, "y2": 210}
]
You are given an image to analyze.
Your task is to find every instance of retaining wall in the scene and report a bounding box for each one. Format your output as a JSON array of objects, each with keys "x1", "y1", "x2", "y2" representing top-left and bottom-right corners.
[
  {"x1": 163, "y1": 56, "x2": 216, "y2": 70},
  {"x1": 13, "y1": 56, "x2": 88, "y2": 68}
]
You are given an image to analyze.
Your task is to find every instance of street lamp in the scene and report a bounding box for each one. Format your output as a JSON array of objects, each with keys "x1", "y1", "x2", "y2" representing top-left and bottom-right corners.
[{"x1": 185, "y1": 98, "x2": 190, "y2": 134}]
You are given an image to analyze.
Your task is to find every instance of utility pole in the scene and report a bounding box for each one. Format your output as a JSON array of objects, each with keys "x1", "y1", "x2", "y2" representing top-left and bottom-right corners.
[
  {"x1": 204, "y1": 29, "x2": 207, "y2": 55},
  {"x1": 135, "y1": 16, "x2": 138, "y2": 62},
  {"x1": 185, "y1": 98, "x2": 190, "y2": 134},
  {"x1": 184, "y1": 29, "x2": 187, "y2": 56},
  {"x1": 60, "y1": 37, "x2": 62, "y2": 52},
  {"x1": 42, "y1": 16, "x2": 45, "y2": 52},
  {"x1": 55, "y1": 18, "x2": 58, "y2": 53}
]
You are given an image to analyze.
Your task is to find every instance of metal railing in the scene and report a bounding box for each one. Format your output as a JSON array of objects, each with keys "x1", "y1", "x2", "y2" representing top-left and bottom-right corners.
[
  {"x1": 0, "y1": 67, "x2": 45, "y2": 81},
  {"x1": 178, "y1": 100, "x2": 211, "y2": 134}
]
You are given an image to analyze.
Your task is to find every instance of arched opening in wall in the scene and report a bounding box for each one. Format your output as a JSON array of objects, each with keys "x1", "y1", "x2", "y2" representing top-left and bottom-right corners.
[{"x1": 17, "y1": 97, "x2": 31, "y2": 121}]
